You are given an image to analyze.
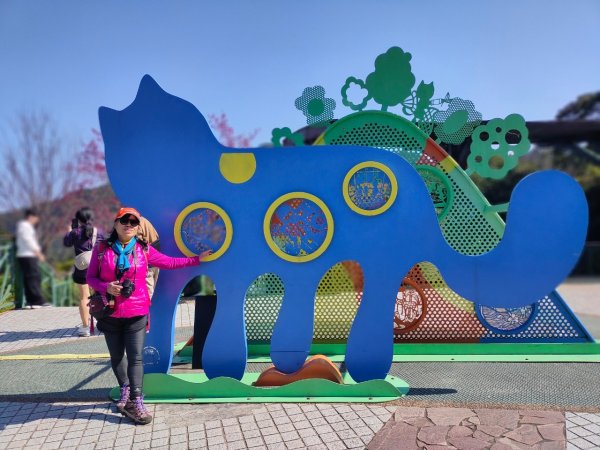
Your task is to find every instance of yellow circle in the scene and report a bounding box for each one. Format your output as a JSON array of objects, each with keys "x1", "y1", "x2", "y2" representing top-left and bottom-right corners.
[
  {"x1": 342, "y1": 161, "x2": 398, "y2": 216},
  {"x1": 263, "y1": 192, "x2": 334, "y2": 263},
  {"x1": 173, "y1": 202, "x2": 232, "y2": 261}
]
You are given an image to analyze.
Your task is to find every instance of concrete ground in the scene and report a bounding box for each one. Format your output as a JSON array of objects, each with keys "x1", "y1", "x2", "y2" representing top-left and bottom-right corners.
[{"x1": 0, "y1": 277, "x2": 598, "y2": 449}]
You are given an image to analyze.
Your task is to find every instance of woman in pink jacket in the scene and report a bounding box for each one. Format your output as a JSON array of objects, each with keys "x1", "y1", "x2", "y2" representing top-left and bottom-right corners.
[{"x1": 87, "y1": 207, "x2": 210, "y2": 425}]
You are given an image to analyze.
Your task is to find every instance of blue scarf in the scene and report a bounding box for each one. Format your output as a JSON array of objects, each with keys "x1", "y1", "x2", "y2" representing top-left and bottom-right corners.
[{"x1": 112, "y1": 238, "x2": 137, "y2": 274}]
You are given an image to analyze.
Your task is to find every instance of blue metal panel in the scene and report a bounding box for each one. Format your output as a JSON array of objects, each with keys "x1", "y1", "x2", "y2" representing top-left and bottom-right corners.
[{"x1": 99, "y1": 76, "x2": 588, "y2": 382}]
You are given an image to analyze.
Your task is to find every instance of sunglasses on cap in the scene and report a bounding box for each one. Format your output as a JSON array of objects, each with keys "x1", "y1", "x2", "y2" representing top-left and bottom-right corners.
[{"x1": 118, "y1": 216, "x2": 140, "y2": 227}]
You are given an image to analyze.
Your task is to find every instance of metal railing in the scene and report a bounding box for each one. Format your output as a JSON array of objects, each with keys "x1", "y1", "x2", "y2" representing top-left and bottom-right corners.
[
  {"x1": 0, "y1": 242, "x2": 15, "y2": 312},
  {"x1": 0, "y1": 240, "x2": 75, "y2": 310}
]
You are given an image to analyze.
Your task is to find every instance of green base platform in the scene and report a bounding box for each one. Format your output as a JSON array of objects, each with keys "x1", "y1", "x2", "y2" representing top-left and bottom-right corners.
[
  {"x1": 110, "y1": 372, "x2": 409, "y2": 403},
  {"x1": 174, "y1": 341, "x2": 600, "y2": 363}
]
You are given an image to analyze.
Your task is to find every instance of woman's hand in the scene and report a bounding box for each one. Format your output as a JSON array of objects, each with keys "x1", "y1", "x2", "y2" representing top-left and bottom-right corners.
[
  {"x1": 107, "y1": 281, "x2": 122, "y2": 297},
  {"x1": 199, "y1": 250, "x2": 212, "y2": 261}
]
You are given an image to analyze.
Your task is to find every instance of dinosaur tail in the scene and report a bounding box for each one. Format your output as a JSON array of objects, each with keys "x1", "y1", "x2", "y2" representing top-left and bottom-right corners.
[{"x1": 436, "y1": 170, "x2": 588, "y2": 308}]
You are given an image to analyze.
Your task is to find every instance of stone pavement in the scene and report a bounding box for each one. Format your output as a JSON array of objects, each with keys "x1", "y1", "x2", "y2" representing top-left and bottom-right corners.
[{"x1": 0, "y1": 278, "x2": 598, "y2": 449}]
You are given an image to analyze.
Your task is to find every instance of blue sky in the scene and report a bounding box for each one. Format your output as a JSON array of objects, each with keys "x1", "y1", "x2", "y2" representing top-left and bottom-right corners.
[{"x1": 1, "y1": 0, "x2": 599, "y2": 147}]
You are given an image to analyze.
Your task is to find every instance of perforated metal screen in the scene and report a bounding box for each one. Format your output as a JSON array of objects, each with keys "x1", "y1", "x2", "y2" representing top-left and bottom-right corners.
[{"x1": 243, "y1": 111, "x2": 590, "y2": 344}]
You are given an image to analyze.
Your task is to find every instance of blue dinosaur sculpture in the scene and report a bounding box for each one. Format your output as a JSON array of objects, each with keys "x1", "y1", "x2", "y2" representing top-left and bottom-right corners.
[{"x1": 99, "y1": 75, "x2": 588, "y2": 383}]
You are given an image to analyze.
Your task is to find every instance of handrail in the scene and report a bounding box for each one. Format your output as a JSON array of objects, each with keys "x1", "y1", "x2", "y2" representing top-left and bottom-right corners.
[{"x1": 0, "y1": 240, "x2": 73, "y2": 310}]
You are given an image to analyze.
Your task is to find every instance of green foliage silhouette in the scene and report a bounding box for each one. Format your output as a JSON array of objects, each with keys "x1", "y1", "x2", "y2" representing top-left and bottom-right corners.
[{"x1": 365, "y1": 47, "x2": 416, "y2": 111}]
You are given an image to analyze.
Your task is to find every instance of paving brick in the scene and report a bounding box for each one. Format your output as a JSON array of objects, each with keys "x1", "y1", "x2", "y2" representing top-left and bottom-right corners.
[
  {"x1": 272, "y1": 416, "x2": 291, "y2": 426},
  {"x1": 221, "y1": 417, "x2": 238, "y2": 427},
  {"x1": 245, "y1": 436, "x2": 265, "y2": 447},
  {"x1": 207, "y1": 435, "x2": 226, "y2": 446},
  {"x1": 223, "y1": 425, "x2": 241, "y2": 434},
  {"x1": 570, "y1": 425, "x2": 595, "y2": 437},
  {"x1": 568, "y1": 415, "x2": 592, "y2": 426},
  {"x1": 243, "y1": 429, "x2": 261, "y2": 439},
  {"x1": 302, "y1": 434, "x2": 324, "y2": 446},
  {"x1": 226, "y1": 440, "x2": 247, "y2": 450},
  {"x1": 150, "y1": 437, "x2": 169, "y2": 448},
  {"x1": 567, "y1": 437, "x2": 597, "y2": 449},
  {"x1": 205, "y1": 420, "x2": 222, "y2": 429},
  {"x1": 285, "y1": 439, "x2": 306, "y2": 449},
  {"x1": 325, "y1": 440, "x2": 346, "y2": 449},
  {"x1": 207, "y1": 427, "x2": 224, "y2": 437},
  {"x1": 263, "y1": 433, "x2": 283, "y2": 444},
  {"x1": 187, "y1": 439, "x2": 207, "y2": 449},
  {"x1": 583, "y1": 434, "x2": 600, "y2": 445},
  {"x1": 259, "y1": 426, "x2": 278, "y2": 436},
  {"x1": 298, "y1": 427, "x2": 317, "y2": 438},
  {"x1": 276, "y1": 423, "x2": 294, "y2": 433},
  {"x1": 280, "y1": 430, "x2": 300, "y2": 442},
  {"x1": 170, "y1": 433, "x2": 188, "y2": 444},
  {"x1": 266, "y1": 442, "x2": 286, "y2": 450},
  {"x1": 225, "y1": 431, "x2": 243, "y2": 442},
  {"x1": 293, "y1": 420, "x2": 313, "y2": 430},
  {"x1": 242, "y1": 421, "x2": 259, "y2": 431},
  {"x1": 257, "y1": 418, "x2": 276, "y2": 428},
  {"x1": 342, "y1": 437, "x2": 364, "y2": 448}
]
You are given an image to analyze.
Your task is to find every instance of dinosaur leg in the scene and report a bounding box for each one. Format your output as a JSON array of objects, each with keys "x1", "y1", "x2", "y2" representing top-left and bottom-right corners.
[
  {"x1": 345, "y1": 266, "x2": 410, "y2": 382},
  {"x1": 270, "y1": 276, "x2": 316, "y2": 374},
  {"x1": 201, "y1": 279, "x2": 248, "y2": 380}
]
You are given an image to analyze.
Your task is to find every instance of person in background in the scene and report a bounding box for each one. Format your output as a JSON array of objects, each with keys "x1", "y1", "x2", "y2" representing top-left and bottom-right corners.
[
  {"x1": 15, "y1": 208, "x2": 51, "y2": 308},
  {"x1": 63, "y1": 207, "x2": 105, "y2": 337},
  {"x1": 137, "y1": 217, "x2": 160, "y2": 299},
  {"x1": 87, "y1": 207, "x2": 211, "y2": 425}
]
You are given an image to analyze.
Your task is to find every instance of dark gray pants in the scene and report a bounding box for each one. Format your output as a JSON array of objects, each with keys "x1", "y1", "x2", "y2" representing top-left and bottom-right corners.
[
  {"x1": 17, "y1": 257, "x2": 46, "y2": 306},
  {"x1": 98, "y1": 315, "x2": 148, "y2": 399}
]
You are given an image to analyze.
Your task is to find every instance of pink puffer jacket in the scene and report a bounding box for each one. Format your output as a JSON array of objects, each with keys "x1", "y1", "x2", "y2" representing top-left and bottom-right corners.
[{"x1": 86, "y1": 240, "x2": 200, "y2": 318}]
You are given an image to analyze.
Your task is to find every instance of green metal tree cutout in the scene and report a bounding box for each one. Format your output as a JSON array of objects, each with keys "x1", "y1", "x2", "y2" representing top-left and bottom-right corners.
[
  {"x1": 295, "y1": 86, "x2": 336, "y2": 125},
  {"x1": 271, "y1": 127, "x2": 304, "y2": 147},
  {"x1": 365, "y1": 47, "x2": 416, "y2": 111},
  {"x1": 466, "y1": 114, "x2": 531, "y2": 179},
  {"x1": 433, "y1": 97, "x2": 482, "y2": 145},
  {"x1": 341, "y1": 76, "x2": 372, "y2": 111}
]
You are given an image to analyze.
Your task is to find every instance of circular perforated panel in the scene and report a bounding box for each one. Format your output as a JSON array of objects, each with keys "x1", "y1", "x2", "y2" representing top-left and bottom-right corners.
[
  {"x1": 394, "y1": 277, "x2": 427, "y2": 333},
  {"x1": 174, "y1": 202, "x2": 232, "y2": 260},
  {"x1": 347, "y1": 166, "x2": 393, "y2": 211},
  {"x1": 478, "y1": 304, "x2": 536, "y2": 333},
  {"x1": 265, "y1": 193, "x2": 333, "y2": 263}
]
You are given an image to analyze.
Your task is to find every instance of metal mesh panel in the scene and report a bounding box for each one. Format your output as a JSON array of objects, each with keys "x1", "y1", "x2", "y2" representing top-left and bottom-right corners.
[
  {"x1": 244, "y1": 274, "x2": 283, "y2": 342},
  {"x1": 314, "y1": 262, "x2": 360, "y2": 342},
  {"x1": 328, "y1": 121, "x2": 424, "y2": 165},
  {"x1": 243, "y1": 112, "x2": 590, "y2": 345}
]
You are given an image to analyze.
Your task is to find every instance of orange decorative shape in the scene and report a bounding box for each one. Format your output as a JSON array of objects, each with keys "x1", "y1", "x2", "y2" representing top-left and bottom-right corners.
[{"x1": 254, "y1": 355, "x2": 343, "y2": 387}]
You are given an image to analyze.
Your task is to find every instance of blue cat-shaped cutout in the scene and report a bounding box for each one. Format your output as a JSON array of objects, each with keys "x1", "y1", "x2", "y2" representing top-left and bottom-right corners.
[{"x1": 99, "y1": 76, "x2": 588, "y2": 382}]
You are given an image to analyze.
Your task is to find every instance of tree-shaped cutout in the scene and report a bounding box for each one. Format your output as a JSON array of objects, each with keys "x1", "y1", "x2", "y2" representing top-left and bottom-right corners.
[
  {"x1": 467, "y1": 114, "x2": 531, "y2": 179},
  {"x1": 433, "y1": 97, "x2": 482, "y2": 145},
  {"x1": 365, "y1": 47, "x2": 416, "y2": 111},
  {"x1": 295, "y1": 86, "x2": 336, "y2": 125}
]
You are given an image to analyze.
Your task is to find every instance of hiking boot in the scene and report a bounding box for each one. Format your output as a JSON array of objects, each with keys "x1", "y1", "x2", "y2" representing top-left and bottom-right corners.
[
  {"x1": 123, "y1": 396, "x2": 152, "y2": 425},
  {"x1": 77, "y1": 325, "x2": 90, "y2": 337},
  {"x1": 116, "y1": 383, "x2": 130, "y2": 413}
]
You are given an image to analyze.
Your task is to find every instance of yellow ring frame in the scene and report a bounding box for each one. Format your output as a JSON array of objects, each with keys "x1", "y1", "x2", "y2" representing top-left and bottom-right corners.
[
  {"x1": 343, "y1": 161, "x2": 398, "y2": 216},
  {"x1": 263, "y1": 192, "x2": 334, "y2": 263},
  {"x1": 174, "y1": 202, "x2": 233, "y2": 261}
]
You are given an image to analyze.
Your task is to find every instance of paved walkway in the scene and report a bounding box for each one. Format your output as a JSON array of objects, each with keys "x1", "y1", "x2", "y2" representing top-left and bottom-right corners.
[{"x1": 0, "y1": 278, "x2": 598, "y2": 449}]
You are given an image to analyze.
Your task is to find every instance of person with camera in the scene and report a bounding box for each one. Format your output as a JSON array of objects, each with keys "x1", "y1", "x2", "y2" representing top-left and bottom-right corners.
[
  {"x1": 63, "y1": 207, "x2": 104, "y2": 337},
  {"x1": 87, "y1": 207, "x2": 210, "y2": 425}
]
